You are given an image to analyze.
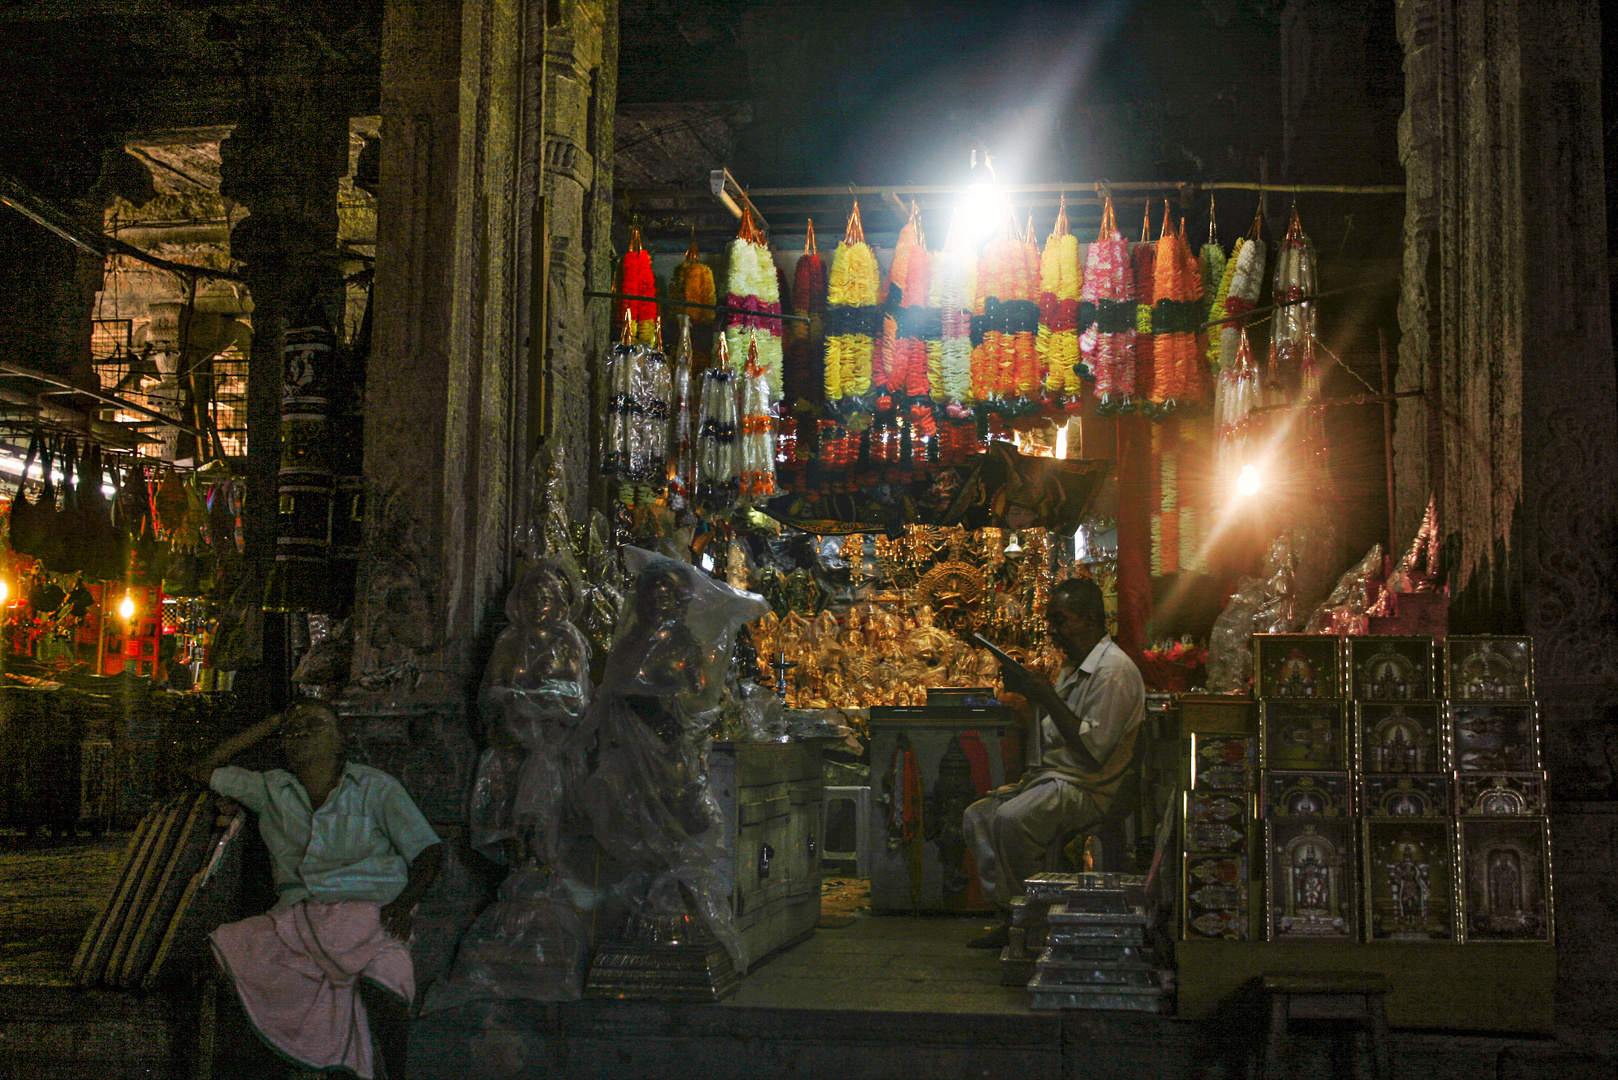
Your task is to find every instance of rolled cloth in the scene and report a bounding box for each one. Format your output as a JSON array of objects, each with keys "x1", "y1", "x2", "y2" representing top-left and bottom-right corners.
[{"x1": 210, "y1": 899, "x2": 412, "y2": 1079}]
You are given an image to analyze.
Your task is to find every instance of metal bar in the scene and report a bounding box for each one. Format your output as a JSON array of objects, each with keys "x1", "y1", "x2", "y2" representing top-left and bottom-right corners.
[
  {"x1": 708, "y1": 168, "x2": 771, "y2": 233},
  {"x1": 585, "y1": 290, "x2": 808, "y2": 324},
  {"x1": 624, "y1": 179, "x2": 1404, "y2": 200},
  {"x1": 0, "y1": 361, "x2": 205, "y2": 435},
  {"x1": 1249, "y1": 389, "x2": 1426, "y2": 414}
]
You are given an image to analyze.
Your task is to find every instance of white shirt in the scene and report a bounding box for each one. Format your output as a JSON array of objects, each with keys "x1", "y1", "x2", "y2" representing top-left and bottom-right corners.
[{"x1": 1036, "y1": 635, "x2": 1146, "y2": 780}]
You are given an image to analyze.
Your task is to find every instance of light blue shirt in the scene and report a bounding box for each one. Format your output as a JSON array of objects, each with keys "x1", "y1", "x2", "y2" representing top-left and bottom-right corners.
[{"x1": 211, "y1": 762, "x2": 441, "y2": 910}]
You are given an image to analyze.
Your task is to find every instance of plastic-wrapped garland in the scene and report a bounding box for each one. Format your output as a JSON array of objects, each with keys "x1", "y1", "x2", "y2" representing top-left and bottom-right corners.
[
  {"x1": 933, "y1": 223, "x2": 976, "y2": 406},
  {"x1": 722, "y1": 212, "x2": 785, "y2": 401},
  {"x1": 1079, "y1": 196, "x2": 1136, "y2": 412},
  {"x1": 695, "y1": 333, "x2": 739, "y2": 509},
  {"x1": 822, "y1": 203, "x2": 881, "y2": 403},
  {"x1": 1218, "y1": 232, "x2": 1267, "y2": 383},
  {"x1": 1038, "y1": 206, "x2": 1082, "y2": 397},
  {"x1": 668, "y1": 317, "x2": 698, "y2": 512},
  {"x1": 630, "y1": 320, "x2": 672, "y2": 505},
  {"x1": 1207, "y1": 237, "x2": 1240, "y2": 373},
  {"x1": 874, "y1": 216, "x2": 919, "y2": 393},
  {"x1": 737, "y1": 333, "x2": 775, "y2": 501},
  {"x1": 1214, "y1": 327, "x2": 1261, "y2": 482},
  {"x1": 603, "y1": 319, "x2": 643, "y2": 499},
  {"x1": 784, "y1": 221, "x2": 826, "y2": 412},
  {"x1": 1272, "y1": 208, "x2": 1318, "y2": 401}
]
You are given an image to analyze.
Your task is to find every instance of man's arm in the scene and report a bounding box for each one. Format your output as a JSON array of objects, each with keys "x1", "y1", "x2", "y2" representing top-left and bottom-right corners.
[
  {"x1": 181, "y1": 714, "x2": 283, "y2": 788},
  {"x1": 999, "y1": 666, "x2": 1102, "y2": 773},
  {"x1": 380, "y1": 843, "x2": 445, "y2": 941}
]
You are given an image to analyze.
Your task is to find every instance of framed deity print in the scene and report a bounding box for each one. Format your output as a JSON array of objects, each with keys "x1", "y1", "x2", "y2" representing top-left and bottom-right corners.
[
  {"x1": 1260, "y1": 701, "x2": 1348, "y2": 771},
  {"x1": 1185, "y1": 791, "x2": 1252, "y2": 853},
  {"x1": 1459, "y1": 818, "x2": 1553, "y2": 943},
  {"x1": 1445, "y1": 636, "x2": 1534, "y2": 702},
  {"x1": 1349, "y1": 635, "x2": 1438, "y2": 701},
  {"x1": 1456, "y1": 772, "x2": 1548, "y2": 817},
  {"x1": 1362, "y1": 819, "x2": 1457, "y2": 941},
  {"x1": 1183, "y1": 852, "x2": 1251, "y2": 941},
  {"x1": 1355, "y1": 701, "x2": 1448, "y2": 773},
  {"x1": 1451, "y1": 703, "x2": 1540, "y2": 773},
  {"x1": 1361, "y1": 774, "x2": 1451, "y2": 818},
  {"x1": 1265, "y1": 820, "x2": 1357, "y2": 942},
  {"x1": 1190, "y1": 733, "x2": 1254, "y2": 791},
  {"x1": 1262, "y1": 771, "x2": 1353, "y2": 819},
  {"x1": 1255, "y1": 634, "x2": 1343, "y2": 700}
]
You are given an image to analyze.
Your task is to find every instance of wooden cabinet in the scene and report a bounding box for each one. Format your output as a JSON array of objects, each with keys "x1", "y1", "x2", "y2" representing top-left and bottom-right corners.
[{"x1": 707, "y1": 739, "x2": 824, "y2": 969}]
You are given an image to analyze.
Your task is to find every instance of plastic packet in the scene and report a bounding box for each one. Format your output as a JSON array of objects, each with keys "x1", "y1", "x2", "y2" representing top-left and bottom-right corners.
[{"x1": 1305, "y1": 544, "x2": 1385, "y2": 635}]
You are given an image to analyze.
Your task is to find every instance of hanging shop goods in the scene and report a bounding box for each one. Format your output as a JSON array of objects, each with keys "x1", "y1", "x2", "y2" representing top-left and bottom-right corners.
[
  {"x1": 1214, "y1": 327, "x2": 1262, "y2": 482},
  {"x1": 1199, "y1": 207, "x2": 1227, "y2": 371},
  {"x1": 604, "y1": 318, "x2": 672, "y2": 509},
  {"x1": 1271, "y1": 208, "x2": 1320, "y2": 401},
  {"x1": 266, "y1": 300, "x2": 338, "y2": 614},
  {"x1": 969, "y1": 222, "x2": 1040, "y2": 405},
  {"x1": 695, "y1": 332, "x2": 740, "y2": 510},
  {"x1": 722, "y1": 211, "x2": 784, "y2": 400},
  {"x1": 873, "y1": 212, "x2": 919, "y2": 394},
  {"x1": 669, "y1": 238, "x2": 717, "y2": 371},
  {"x1": 737, "y1": 332, "x2": 775, "y2": 501},
  {"x1": 822, "y1": 202, "x2": 881, "y2": 405},
  {"x1": 783, "y1": 220, "x2": 826, "y2": 412},
  {"x1": 933, "y1": 215, "x2": 976, "y2": 409},
  {"x1": 618, "y1": 230, "x2": 659, "y2": 346},
  {"x1": 1218, "y1": 218, "x2": 1269, "y2": 381},
  {"x1": 1207, "y1": 235, "x2": 1240, "y2": 372},
  {"x1": 1148, "y1": 209, "x2": 1209, "y2": 412},
  {"x1": 1132, "y1": 204, "x2": 1158, "y2": 408},
  {"x1": 1038, "y1": 199, "x2": 1083, "y2": 401},
  {"x1": 895, "y1": 224, "x2": 936, "y2": 424},
  {"x1": 668, "y1": 316, "x2": 698, "y2": 513},
  {"x1": 1081, "y1": 195, "x2": 1137, "y2": 412}
]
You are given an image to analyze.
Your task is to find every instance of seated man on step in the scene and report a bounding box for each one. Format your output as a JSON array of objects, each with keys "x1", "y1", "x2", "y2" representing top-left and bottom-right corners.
[
  {"x1": 187, "y1": 701, "x2": 444, "y2": 1079},
  {"x1": 962, "y1": 577, "x2": 1144, "y2": 948}
]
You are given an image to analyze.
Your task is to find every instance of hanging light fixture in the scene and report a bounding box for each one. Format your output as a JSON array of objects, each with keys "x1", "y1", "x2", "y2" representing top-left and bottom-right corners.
[{"x1": 961, "y1": 147, "x2": 1006, "y2": 243}]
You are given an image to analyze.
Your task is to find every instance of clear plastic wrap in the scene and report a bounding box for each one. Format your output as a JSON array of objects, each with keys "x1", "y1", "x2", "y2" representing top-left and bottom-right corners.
[
  {"x1": 574, "y1": 548, "x2": 769, "y2": 968},
  {"x1": 1207, "y1": 576, "x2": 1265, "y2": 692},
  {"x1": 1305, "y1": 544, "x2": 1385, "y2": 635},
  {"x1": 420, "y1": 865, "x2": 588, "y2": 1010},
  {"x1": 469, "y1": 560, "x2": 592, "y2": 863}
]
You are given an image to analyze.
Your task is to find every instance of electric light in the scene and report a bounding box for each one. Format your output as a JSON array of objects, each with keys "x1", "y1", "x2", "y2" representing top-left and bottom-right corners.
[
  {"x1": 1237, "y1": 464, "x2": 1261, "y2": 496},
  {"x1": 1004, "y1": 530, "x2": 1023, "y2": 556},
  {"x1": 961, "y1": 148, "x2": 1006, "y2": 242},
  {"x1": 0, "y1": 579, "x2": 8, "y2": 605},
  {"x1": 118, "y1": 594, "x2": 137, "y2": 620}
]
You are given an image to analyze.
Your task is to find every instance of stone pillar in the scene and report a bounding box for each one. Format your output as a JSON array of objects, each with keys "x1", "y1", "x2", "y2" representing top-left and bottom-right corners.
[{"x1": 1395, "y1": 0, "x2": 1618, "y2": 1031}]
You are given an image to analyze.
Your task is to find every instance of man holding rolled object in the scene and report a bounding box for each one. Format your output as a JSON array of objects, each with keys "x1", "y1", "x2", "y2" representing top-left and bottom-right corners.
[
  {"x1": 186, "y1": 701, "x2": 444, "y2": 1079},
  {"x1": 962, "y1": 577, "x2": 1145, "y2": 948}
]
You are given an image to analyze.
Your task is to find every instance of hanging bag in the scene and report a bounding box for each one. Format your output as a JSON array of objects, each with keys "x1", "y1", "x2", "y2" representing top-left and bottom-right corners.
[
  {"x1": 31, "y1": 438, "x2": 63, "y2": 572},
  {"x1": 47, "y1": 439, "x2": 88, "y2": 575},
  {"x1": 79, "y1": 444, "x2": 121, "y2": 580},
  {"x1": 7, "y1": 430, "x2": 44, "y2": 558}
]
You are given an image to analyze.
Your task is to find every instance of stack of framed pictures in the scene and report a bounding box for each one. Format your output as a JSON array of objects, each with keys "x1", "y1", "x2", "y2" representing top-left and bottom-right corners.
[
  {"x1": 1446, "y1": 636, "x2": 1552, "y2": 943},
  {"x1": 1182, "y1": 731, "x2": 1256, "y2": 940}
]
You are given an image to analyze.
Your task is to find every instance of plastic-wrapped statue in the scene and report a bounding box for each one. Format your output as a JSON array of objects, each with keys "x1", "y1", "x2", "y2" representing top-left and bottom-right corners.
[
  {"x1": 574, "y1": 548, "x2": 768, "y2": 968},
  {"x1": 427, "y1": 559, "x2": 594, "y2": 1011},
  {"x1": 469, "y1": 559, "x2": 592, "y2": 863}
]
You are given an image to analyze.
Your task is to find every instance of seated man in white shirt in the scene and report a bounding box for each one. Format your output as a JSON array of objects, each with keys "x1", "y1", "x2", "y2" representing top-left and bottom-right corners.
[
  {"x1": 962, "y1": 577, "x2": 1145, "y2": 947},
  {"x1": 187, "y1": 701, "x2": 444, "y2": 1079}
]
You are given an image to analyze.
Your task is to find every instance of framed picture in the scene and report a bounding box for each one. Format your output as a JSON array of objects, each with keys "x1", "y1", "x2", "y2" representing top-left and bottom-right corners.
[
  {"x1": 1459, "y1": 818, "x2": 1553, "y2": 943},
  {"x1": 1262, "y1": 771, "x2": 1353, "y2": 819},
  {"x1": 1183, "y1": 853, "x2": 1250, "y2": 940},
  {"x1": 1260, "y1": 700, "x2": 1348, "y2": 771},
  {"x1": 1349, "y1": 635, "x2": 1437, "y2": 700},
  {"x1": 1190, "y1": 733, "x2": 1254, "y2": 791},
  {"x1": 1185, "y1": 791, "x2": 1251, "y2": 852},
  {"x1": 1452, "y1": 703, "x2": 1540, "y2": 772},
  {"x1": 1355, "y1": 701, "x2": 1448, "y2": 773},
  {"x1": 1362, "y1": 819, "x2": 1457, "y2": 941},
  {"x1": 1445, "y1": 636, "x2": 1534, "y2": 702},
  {"x1": 1266, "y1": 820, "x2": 1357, "y2": 941},
  {"x1": 1362, "y1": 774, "x2": 1451, "y2": 818},
  {"x1": 1457, "y1": 772, "x2": 1548, "y2": 817},
  {"x1": 1255, "y1": 634, "x2": 1343, "y2": 699}
]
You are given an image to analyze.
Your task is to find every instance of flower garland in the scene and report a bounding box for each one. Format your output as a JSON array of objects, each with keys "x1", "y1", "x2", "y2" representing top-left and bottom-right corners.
[
  {"x1": 737, "y1": 331, "x2": 775, "y2": 501},
  {"x1": 896, "y1": 231, "x2": 935, "y2": 401},
  {"x1": 933, "y1": 215, "x2": 976, "y2": 405},
  {"x1": 1079, "y1": 194, "x2": 1136, "y2": 412},
  {"x1": 785, "y1": 220, "x2": 827, "y2": 413},
  {"x1": 1133, "y1": 203, "x2": 1157, "y2": 409},
  {"x1": 1217, "y1": 220, "x2": 1267, "y2": 381},
  {"x1": 617, "y1": 229, "x2": 659, "y2": 346},
  {"x1": 722, "y1": 210, "x2": 785, "y2": 401},
  {"x1": 1038, "y1": 199, "x2": 1083, "y2": 398},
  {"x1": 1150, "y1": 210, "x2": 1208, "y2": 411},
  {"x1": 822, "y1": 202, "x2": 882, "y2": 403},
  {"x1": 1199, "y1": 211, "x2": 1227, "y2": 372},
  {"x1": 695, "y1": 333, "x2": 739, "y2": 509},
  {"x1": 874, "y1": 213, "x2": 919, "y2": 393},
  {"x1": 1214, "y1": 327, "x2": 1261, "y2": 485},
  {"x1": 971, "y1": 229, "x2": 1039, "y2": 402},
  {"x1": 1272, "y1": 207, "x2": 1319, "y2": 400},
  {"x1": 669, "y1": 237, "x2": 716, "y2": 370},
  {"x1": 1207, "y1": 236, "x2": 1241, "y2": 374},
  {"x1": 1012, "y1": 225, "x2": 1042, "y2": 398}
]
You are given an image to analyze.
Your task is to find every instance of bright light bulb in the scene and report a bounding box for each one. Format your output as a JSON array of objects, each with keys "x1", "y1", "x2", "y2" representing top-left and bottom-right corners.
[
  {"x1": 963, "y1": 183, "x2": 1006, "y2": 242},
  {"x1": 0, "y1": 579, "x2": 8, "y2": 604},
  {"x1": 1237, "y1": 465, "x2": 1262, "y2": 496},
  {"x1": 118, "y1": 595, "x2": 137, "y2": 620},
  {"x1": 1004, "y1": 531, "x2": 1023, "y2": 556}
]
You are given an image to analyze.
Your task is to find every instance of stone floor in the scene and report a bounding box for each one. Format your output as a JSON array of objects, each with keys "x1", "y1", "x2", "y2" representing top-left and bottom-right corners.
[{"x1": 1, "y1": 838, "x2": 1614, "y2": 1079}]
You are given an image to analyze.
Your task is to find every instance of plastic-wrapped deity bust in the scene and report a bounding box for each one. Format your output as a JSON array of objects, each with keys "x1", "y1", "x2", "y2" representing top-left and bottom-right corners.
[{"x1": 469, "y1": 559, "x2": 592, "y2": 863}]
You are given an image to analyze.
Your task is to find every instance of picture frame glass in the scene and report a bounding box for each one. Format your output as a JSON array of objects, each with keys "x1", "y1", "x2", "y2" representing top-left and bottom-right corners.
[
  {"x1": 1357, "y1": 702, "x2": 1446, "y2": 773},
  {"x1": 1364, "y1": 820, "x2": 1455, "y2": 941},
  {"x1": 1263, "y1": 702, "x2": 1347, "y2": 770},
  {"x1": 1461, "y1": 820, "x2": 1551, "y2": 942},
  {"x1": 1453, "y1": 704, "x2": 1539, "y2": 772}
]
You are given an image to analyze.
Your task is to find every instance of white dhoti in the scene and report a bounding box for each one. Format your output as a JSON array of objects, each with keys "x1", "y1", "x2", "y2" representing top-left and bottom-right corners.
[{"x1": 963, "y1": 776, "x2": 1104, "y2": 910}]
